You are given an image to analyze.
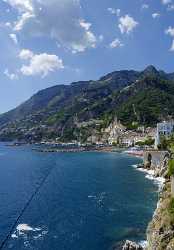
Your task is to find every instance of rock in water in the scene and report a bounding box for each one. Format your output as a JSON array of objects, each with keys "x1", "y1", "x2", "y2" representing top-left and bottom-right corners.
[{"x1": 122, "y1": 240, "x2": 143, "y2": 250}]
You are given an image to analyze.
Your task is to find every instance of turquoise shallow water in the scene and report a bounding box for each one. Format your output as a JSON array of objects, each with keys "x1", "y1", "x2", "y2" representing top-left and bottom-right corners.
[{"x1": 0, "y1": 143, "x2": 158, "y2": 250}]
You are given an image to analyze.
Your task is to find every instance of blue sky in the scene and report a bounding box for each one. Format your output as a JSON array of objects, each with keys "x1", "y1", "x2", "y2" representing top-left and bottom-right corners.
[{"x1": 0, "y1": 0, "x2": 174, "y2": 113}]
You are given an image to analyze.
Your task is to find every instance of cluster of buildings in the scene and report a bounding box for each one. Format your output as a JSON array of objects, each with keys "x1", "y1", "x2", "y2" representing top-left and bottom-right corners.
[
  {"x1": 103, "y1": 118, "x2": 174, "y2": 149},
  {"x1": 103, "y1": 118, "x2": 155, "y2": 147}
]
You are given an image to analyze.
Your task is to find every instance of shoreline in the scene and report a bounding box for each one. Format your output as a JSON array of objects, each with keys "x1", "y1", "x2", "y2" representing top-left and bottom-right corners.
[{"x1": 129, "y1": 162, "x2": 166, "y2": 250}]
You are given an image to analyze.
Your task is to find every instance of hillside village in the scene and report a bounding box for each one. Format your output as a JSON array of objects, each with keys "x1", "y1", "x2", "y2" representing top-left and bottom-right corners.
[
  {"x1": 86, "y1": 118, "x2": 174, "y2": 149},
  {"x1": 1, "y1": 114, "x2": 174, "y2": 153}
]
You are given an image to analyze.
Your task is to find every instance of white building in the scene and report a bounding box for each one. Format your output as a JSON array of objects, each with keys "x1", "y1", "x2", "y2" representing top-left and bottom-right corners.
[
  {"x1": 120, "y1": 138, "x2": 134, "y2": 147},
  {"x1": 155, "y1": 121, "x2": 174, "y2": 149},
  {"x1": 157, "y1": 121, "x2": 174, "y2": 136}
]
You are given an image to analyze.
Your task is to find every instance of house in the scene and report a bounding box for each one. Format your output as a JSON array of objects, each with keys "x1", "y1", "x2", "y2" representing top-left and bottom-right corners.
[
  {"x1": 120, "y1": 138, "x2": 134, "y2": 147},
  {"x1": 155, "y1": 121, "x2": 174, "y2": 149},
  {"x1": 157, "y1": 121, "x2": 174, "y2": 136}
]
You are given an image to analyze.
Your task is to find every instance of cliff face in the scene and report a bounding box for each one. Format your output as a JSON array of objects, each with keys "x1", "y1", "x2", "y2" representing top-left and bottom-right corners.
[
  {"x1": 146, "y1": 154, "x2": 174, "y2": 250},
  {"x1": 146, "y1": 181, "x2": 174, "y2": 250}
]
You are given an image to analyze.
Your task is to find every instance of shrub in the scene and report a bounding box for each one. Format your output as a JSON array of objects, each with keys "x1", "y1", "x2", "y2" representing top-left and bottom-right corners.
[
  {"x1": 158, "y1": 136, "x2": 168, "y2": 150},
  {"x1": 168, "y1": 198, "x2": 174, "y2": 222},
  {"x1": 168, "y1": 159, "x2": 174, "y2": 177}
]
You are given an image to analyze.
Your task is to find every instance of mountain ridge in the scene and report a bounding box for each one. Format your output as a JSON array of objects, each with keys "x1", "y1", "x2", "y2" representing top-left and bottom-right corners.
[{"x1": 0, "y1": 66, "x2": 174, "y2": 142}]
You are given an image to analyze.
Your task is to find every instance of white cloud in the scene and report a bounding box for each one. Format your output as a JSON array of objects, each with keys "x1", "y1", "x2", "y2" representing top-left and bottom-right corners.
[
  {"x1": 118, "y1": 15, "x2": 138, "y2": 34},
  {"x1": 110, "y1": 38, "x2": 124, "y2": 48},
  {"x1": 3, "y1": 0, "x2": 33, "y2": 12},
  {"x1": 9, "y1": 33, "x2": 18, "y2": 44},
  {"x1": 165, "y1": 26, "x2": 174, "y2": 51},
  {"x1": 19, "y1": 49, "x2": 64, "y2": 77},
  {"x1": 19, "y1": 49, "x2": 33, "y2": 59},
  {"x1": 152, "y1": 13, "x2": 160, "y2": 18},
  {"x1": 4, "y1": 0, "x2": 97, "y2": 53},
  {"x1": 14, "y1": 12, "x2": 35, "y2": 31},
  {"x1": 170, "y1": 40, "x2": 174, "y2": 51},
  {"x1": 141, "y1": 4, "x2": 149, "y2": 9},
  {"x1": 161, "y1": 0, "x2": 172, "y2": 4},
  {"x1": 4, "y1": 69, "x2": 18, "y2": 80},
  {"x1": 165, "y1": 26, "x2": 174, "y2": 37},
  {"x1": 108, "y1": 8, "x2": 121, "y2": 16}
]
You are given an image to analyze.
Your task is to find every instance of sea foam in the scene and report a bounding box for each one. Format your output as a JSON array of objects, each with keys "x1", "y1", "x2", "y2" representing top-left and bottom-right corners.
[
  {"x1": 11, "y1": 223, "x2": 45, "y2": 240},
  {"x1": 139, "y1": 240, "x2": 147, "y2": 248},
  {"x1": 131, "y1": 165, "x2": 165, "y2": 190}
]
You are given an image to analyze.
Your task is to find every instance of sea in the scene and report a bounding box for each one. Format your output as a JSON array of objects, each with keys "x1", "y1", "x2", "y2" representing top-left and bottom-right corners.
[{"x1": 0, "y1": 143, "x2": 158, "y2": 250}]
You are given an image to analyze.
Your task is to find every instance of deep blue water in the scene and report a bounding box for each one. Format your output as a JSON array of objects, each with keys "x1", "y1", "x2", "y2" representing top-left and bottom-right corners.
[{"x1": 0, "y1": 143, "x2": 158, "y2": 250}]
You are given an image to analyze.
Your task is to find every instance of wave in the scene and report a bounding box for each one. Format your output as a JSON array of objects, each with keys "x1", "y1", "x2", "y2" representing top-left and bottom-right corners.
[
  {"x1": 139, "y1": 240, "x2": 147, "y2": 248},
  {"x1": 131, "y1": 165, "x2": 165, "y2": 190},
  {"x1": 11, "y1": 223, "x2": 47, "y2": 240}
]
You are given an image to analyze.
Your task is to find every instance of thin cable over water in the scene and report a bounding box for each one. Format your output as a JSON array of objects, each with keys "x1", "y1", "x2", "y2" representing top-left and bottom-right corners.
[{"x1": 0, "y1": 165, "x2": 55, "y2": 249}]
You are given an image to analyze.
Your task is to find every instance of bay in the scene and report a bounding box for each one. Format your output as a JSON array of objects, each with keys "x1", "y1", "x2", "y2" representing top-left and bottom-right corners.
[{"x1": 0, "y1": 143, "x2": 157, "y2": 250}]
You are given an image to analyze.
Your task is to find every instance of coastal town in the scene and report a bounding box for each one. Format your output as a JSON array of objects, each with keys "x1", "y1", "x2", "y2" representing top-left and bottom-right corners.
[
  {"x1": 5, "y1": 117, "x2": 174, "y2": 250},
  {"x1": 4, "y1": 117, "x2": 174, "y2": 156},
  {"x1": 33, "y1": 118, "x2": 174, "y2": 154}
]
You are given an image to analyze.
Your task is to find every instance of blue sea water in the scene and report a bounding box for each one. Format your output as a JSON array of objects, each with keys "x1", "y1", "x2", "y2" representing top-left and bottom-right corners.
[{"x1": 0, "y1": 143, "x2": 158, "y2": 250}]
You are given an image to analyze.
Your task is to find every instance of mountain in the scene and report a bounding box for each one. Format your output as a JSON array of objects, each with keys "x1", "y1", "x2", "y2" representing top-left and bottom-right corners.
[{"x1": 0, "y1": 66, "x2": 174, "y2": 142}]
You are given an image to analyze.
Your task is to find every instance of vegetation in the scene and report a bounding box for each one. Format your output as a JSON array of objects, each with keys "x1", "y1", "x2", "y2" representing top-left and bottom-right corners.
[
  {"x1": 168, "y1": 159, "x2": 174, "y2": 177},
  {"x1": 158, "y1": 136, "x2": 168, "y2": 150},
  {"x1": 1, "y1": 66, "x2": 174, "y2": 141},
  {"x1": 168, "y1": 198, "x2": 174, "y2": 224},
  {"x1": 135, "y1": 137, "x2": 155, "y2": 147},
  {"x1": 157, "y1": 134, "x2": 174, "y2": 152}
]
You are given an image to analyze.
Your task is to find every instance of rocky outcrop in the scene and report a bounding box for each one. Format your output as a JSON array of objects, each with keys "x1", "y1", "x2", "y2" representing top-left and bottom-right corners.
[
  {"x1": 146, "y1": 181, "x2": 174, "y2": 250},
  {"x1": 146, "y1": 152, "x2": 174, "y2": 250},
  {"x1": 154, "y1": 153, "x2": 170, "y2": 178},
  {"x1": 122, "y1": 240, "x2": 143, "y2": 250}
]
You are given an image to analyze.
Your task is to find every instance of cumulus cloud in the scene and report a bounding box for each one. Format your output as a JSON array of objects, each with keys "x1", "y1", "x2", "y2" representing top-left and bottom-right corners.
[
  {"x1": 19, "y1": 49, "x2": 64, "y2": 77},
  {"x1": 4, "y1": 69, "x2": 18, "y2": 80},
  {"x1": 152, "y1": 13, "x2": 160, "y2": 18},
  {"x1": 19, "y1": 49, "x2": 33, "y2": 59},
  {"x1": 118, "y1": 15, "x2": 138, "y2": 34},
  {"x1": 3, "y1": 0, "x2": 97, "y2": 53},
  {"x1": 110, "y1": 38, "x2": 124, "y2": 48},
  {"x1": 9, "y1": 33, "x2": 18, "y2": 44}
]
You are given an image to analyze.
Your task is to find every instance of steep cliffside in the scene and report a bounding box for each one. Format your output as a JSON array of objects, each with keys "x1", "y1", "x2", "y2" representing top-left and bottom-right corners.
[
  {"x1": 145, "y1": 153, "x2": 174, "y2": 250},
  {"x1": 122, "y1": 152, "x2": 174, "y2": 250}
]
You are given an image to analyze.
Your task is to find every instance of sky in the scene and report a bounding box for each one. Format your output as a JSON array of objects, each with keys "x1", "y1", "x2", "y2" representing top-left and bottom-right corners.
[{"x1": 0, "y1": 0, "x2": 174, "y2": 113}]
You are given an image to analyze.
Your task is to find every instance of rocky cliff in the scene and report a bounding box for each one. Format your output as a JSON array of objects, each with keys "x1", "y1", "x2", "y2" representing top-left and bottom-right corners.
[
  {"x1": 145, "y1": 152, "x2": 174, "y2": 250},
  {"x1": 122, "y1": 151, "x2": 173, "y2": 250}
]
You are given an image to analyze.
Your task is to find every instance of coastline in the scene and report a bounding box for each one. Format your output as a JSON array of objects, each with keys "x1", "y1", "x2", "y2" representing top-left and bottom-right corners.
[
  {"x1": 124, "y1": 149, "x2": 170, "y2": 250},
  {"x1": 132, "y1": 164, "x2": 165, "y2": 249},
  {"x1": 3, "y1": 141, "x2": 169, "y2": 249}
]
